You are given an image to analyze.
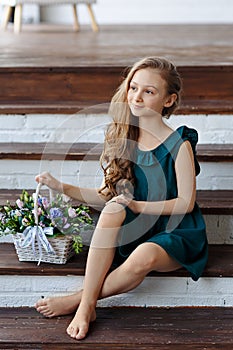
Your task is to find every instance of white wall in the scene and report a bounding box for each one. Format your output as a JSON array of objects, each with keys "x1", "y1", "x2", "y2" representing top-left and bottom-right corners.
[
  {"x1": 40, "y1": 0, "x2": 233, "y2": 25},
  {"x1": 1, "y1": 0, "x2": 232, "y2": 25},
  {"x1": 1, "y1": 275, "x2": 233, "y2": 307}
]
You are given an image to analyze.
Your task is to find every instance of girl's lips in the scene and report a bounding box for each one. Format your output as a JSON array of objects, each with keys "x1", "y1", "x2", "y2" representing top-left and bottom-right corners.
[{"x1": 132, "y1": 104, "x2": 144, "y2": 109}]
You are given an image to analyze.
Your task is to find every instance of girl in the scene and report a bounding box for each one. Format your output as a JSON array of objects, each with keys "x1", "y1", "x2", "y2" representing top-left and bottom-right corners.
[{"x1": 35, "y1": 57, "x2": 208, "y2": 340}]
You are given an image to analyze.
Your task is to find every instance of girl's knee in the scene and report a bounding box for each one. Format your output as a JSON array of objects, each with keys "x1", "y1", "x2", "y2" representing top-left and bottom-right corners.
[
  {"x1": 90, "y1": 202, "x2": 126, "y2": 248},
  {"x1": 100, "y1": 202, "x2": 126, "y2": 224},
  {"x1": 124, "y1": 244, "x2": 159, "y2": 276},
  {"x1": 127, "y1": 243, "x2": 181, "y2": 274}
]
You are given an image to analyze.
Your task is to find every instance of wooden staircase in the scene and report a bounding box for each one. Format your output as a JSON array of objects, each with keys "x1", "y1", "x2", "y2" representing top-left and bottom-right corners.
[
  {"x1": 0, "y1": 24, "x2": 233, "y2": 349},
  {"x1": 0, "y1": 242, "x2": 233, "y2": 348}
]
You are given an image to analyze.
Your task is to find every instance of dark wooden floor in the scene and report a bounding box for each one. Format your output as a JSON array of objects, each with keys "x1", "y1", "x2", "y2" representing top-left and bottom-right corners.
[
  {"x1": 0, "y1": 24, "x2": 232, "y2": 67},
  {"x1": 0, "y1": 307, "x2": 233, "y2": 349}
]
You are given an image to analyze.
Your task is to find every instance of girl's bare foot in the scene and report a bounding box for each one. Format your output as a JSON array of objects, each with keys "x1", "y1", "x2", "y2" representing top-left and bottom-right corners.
[
  {"x1": 66, "y1": 302, "x2": 96, "y2": 340},
  {"x1": 35, "y1": 291, "x2": 82, "y2": 317}
]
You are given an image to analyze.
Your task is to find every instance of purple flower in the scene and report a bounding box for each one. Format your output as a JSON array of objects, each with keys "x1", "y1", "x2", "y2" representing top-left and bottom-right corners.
[
  {"x1": 42, "y1": 197, "x2": 49, "y2": 209},
  {"x1": 49, "y1": 207, "x2": 63, "y2": 219},
  {"x1": 63, "y1": 223, "x2": 71, "y2": 229},
  {"x1": 37, "y1": 198, "x2": 43, "y2": 206},
  {"x1": 37, "y1": 197, "x2": 49, "y2": 208}
]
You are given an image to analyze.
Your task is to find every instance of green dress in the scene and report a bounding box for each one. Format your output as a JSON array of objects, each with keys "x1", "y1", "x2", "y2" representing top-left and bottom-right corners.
[{"x1": 116, "y1": 125, "x2": 208, "y2": 281}]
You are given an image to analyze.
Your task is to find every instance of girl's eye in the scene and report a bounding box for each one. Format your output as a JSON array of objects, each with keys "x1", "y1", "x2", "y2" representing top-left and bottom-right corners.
[
  {"x1": 130, "y1": 86, "x2": 136, "y2": 91},
  {"x1": 146, "y1": 90, "x2": 153, "y2": 94}
]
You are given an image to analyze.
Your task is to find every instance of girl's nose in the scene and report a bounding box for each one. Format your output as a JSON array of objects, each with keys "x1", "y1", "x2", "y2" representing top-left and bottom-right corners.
[{"x1": 134, "y1": 90, "x2": 143, "y2": 101}]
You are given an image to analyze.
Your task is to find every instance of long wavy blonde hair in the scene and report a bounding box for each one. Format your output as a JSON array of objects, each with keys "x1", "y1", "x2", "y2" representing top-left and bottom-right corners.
[{"x1": 99, "y1": 57, "x2": 182, "y2": 197}]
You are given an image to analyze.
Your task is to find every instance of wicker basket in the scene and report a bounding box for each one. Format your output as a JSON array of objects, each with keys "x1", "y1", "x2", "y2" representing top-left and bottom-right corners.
[
  {"x1": 12, "y1": 183, "x2": 75, "y2": 264},
  {"x1": 13, "y1": 234, "x2": 75, "y2": 264}
]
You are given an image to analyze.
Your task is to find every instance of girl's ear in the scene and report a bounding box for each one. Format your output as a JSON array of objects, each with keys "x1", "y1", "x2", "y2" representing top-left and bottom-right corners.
[{"x1": 164, "y1": 93, "x2": 177, "y2": 108}]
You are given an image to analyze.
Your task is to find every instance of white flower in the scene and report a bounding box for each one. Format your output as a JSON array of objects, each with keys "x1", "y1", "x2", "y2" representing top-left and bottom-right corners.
[
  {"x1": 22, "y1": 218, "x2": 29, "y2": 226},
  {"x1": 15, "y1": 209, "x2": 22, "y2": 217},
  {"x1": 68, "y1": 207, "x2": 77, "y2": 218},
  {"x1": 16, "y1": 199, "x2": 24, "y2": 209}
]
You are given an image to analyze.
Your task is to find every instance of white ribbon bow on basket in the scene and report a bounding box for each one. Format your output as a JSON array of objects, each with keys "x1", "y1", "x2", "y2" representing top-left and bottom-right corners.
[{"x1": 15, "y1": 183, "x2": 56, "y2": 265}]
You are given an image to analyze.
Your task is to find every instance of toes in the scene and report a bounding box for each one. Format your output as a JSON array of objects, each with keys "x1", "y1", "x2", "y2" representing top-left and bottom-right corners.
[
  {"x1": 36, "y1": 305, "x2": 47, "y2": 312},
  {"x1": 76, "y1": 326, "x2": 88, "y2": 340},
  {"x1": 67, "y1": 325, "x2": 75, "y2": 337},
  {"x1": 35, "y1": 305, "x2": 55, "y2": 318},
  {"x1": 67, "y1": 323, "x2": 88, "y2": 340},
  {"x1": 36, "y1": 306, "x2": 49, "y2": 314},
  {"x1": 42, "y1": 310, "x2": 55, "y2": 318},
  {"x1": 35, "y1": 300, "x2": 46, "y2": 308}
]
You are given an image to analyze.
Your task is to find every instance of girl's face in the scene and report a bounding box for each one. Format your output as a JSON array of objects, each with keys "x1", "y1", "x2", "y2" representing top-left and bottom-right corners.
[{"x1": 127, "y1": 68, "x2": 176, "y2": 117}]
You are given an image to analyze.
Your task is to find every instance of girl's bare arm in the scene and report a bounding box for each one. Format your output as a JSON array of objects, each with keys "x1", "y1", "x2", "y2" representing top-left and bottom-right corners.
[{"x1": 35, "y1": 172, "x2": 111, "y2": 207}]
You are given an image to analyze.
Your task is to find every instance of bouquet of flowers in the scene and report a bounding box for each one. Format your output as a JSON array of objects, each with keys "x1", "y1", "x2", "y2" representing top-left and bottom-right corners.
[{"x1": 0, "y1": 186, "x2": 94, "y2": 264}]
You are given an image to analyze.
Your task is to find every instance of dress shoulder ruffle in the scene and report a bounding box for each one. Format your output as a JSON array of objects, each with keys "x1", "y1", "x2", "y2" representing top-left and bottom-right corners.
[
  {"x1": 178, "y1": 125, "x2": 198, "y2": 150},
  {"x1": 177, "y1": 125, "x2": 200, "y2": 175},
  {"x1": 136, "y1": 125, "x2": 200, "y2": 175}
]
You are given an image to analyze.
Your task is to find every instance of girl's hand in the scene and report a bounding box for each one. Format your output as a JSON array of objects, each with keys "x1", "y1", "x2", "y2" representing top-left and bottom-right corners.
[
  {"x1": 35, "y1": 172, "x2": 62, "y2": 192},
  {"x1": 106, "y1": 194, "x2": 138, "y2": 213}
]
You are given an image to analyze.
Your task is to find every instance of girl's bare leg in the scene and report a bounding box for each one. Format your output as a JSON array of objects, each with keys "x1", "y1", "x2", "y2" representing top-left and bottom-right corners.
[
  {"x1": 35, "y1": 243, "x2": 181, "y2": 319},
  {"x1": 64, "y1": 202, "x2": 127, "y2": 340},
  {"x1": 100, "y1": 242, "x2": 181, "y2": 297},
  {"x1": 35, "y1": 201, "x2": 124, "y2": 318}
]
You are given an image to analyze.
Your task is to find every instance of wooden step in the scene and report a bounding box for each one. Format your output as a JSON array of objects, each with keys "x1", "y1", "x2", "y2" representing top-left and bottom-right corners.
[
  {"x1": 0, "y1": 243, "x2": 232, "y2": 278},
  {"x1": 0, "y1": 189, "x2": 232, "y2": 215},
  {"x1": 0, "y1": 67, "x2": 232, "y2": 115},
  {"x1": 0, "y1": 24, "x2": 232, "y2": 115},
  {"x1": 0, "y1": 306, "x2": 232, "y2": 349},
  {"x1": 197, "y1": 144, "x2": 233, "y2": 162},
  {"x1": 0, "y1": 142, "x2": 103, "y2": 161},
  {"x1": 0, "y1": 142, "x2": 233, "y2": 162},
  {"x1": 196, "y1": 190, "x2": 233, "y2": 215}
]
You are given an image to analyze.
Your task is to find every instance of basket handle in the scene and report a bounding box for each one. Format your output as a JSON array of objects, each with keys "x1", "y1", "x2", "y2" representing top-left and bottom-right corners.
[
  {"x1": 34, "y1": 183, "x2": 56, "y2": 225},
  {"x1": 34, "y1": 182, "x2": 42, "y2": 226}
]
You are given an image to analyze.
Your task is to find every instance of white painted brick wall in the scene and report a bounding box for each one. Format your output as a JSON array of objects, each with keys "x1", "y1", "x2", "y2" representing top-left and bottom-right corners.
[
  {"x1": 1, "y1": 113, "x2": 233, "y2": 143},
  {"x1": 0, "y1": 275, "x2": 232, "y2": 308},
  {"x1": 0, "y1": 159, "x2": 232, "y2": 190},
  {"x1": 0, "y1": 114, "x2": 110, "y2": 143},
  {"x1": 204, "y1": 215, "x2": 233, "y2": 244},
  {"x1": 197, "y1": 162, "x2": 233, "y2": 190},
  {"x1": 168, "y1": 114, "x2": 233, "y2": 144},
  {"x1": 0, "y1": 159, "x2": 103, "y2": 189}
]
